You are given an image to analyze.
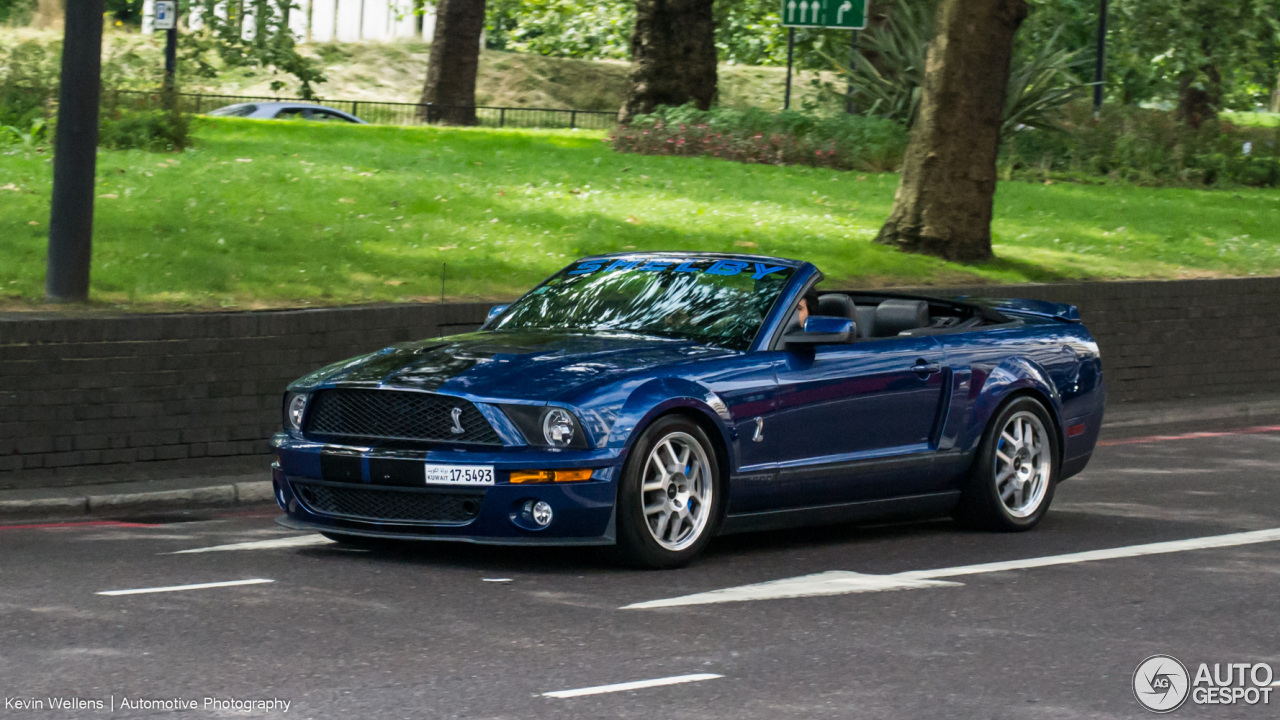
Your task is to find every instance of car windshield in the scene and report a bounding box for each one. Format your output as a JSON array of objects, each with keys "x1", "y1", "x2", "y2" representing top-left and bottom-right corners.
[{"x1": 488, "y1": 256, "x2": 796, "y2": 350}]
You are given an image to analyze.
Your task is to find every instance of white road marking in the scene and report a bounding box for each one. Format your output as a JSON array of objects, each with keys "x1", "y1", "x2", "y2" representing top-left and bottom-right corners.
[
  {"x1": 543, "y1": 673, "x2": 723, "y2": 698},
  {"x1": 624, "y1": 528, "x2": 1280, "y2": 610},
  {"x1": 482, "y1": 578, "x2": 513, "y2": 583},
  {"x1": 97, "y1": 579, "x2": 275, "y2": 596},
  {"x1": 168, "y1": 535, "x2": 334, "y2": 554}
]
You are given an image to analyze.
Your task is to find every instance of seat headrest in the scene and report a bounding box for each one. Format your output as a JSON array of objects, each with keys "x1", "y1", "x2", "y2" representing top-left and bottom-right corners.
[
  {"x1": 874, "y1": 299, "x2": 929, "y2": 336},
  {"x1": 816, "y1": 294, "x2": 857, "y2": 321}
]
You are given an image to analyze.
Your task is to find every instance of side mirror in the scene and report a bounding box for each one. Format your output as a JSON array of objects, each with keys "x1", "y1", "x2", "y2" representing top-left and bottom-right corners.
[
  {"x1": 783, "y1": 316, "x2": 856, "y2": 347},
  {"x1": 485, "y1": 304, "x2": 508, "y2": 325}
]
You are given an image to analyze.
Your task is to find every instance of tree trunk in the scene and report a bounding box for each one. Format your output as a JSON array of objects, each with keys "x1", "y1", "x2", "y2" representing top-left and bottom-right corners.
[
  {"x1": 619, "y1": 0, "x2": 716, "y2": 123},
  {"x1": 1271, "y1": 70, "x2": 1280, "y2": 114},
  {"x1": 419, "y1": 0, "x2": 485, "y2": 125},
  {"x1": 873, "y1": 0, "x2": 1027, "y2": 262},
  {"x1": 1176, "y1": 68, "x2": 1221, "y2": 128}
]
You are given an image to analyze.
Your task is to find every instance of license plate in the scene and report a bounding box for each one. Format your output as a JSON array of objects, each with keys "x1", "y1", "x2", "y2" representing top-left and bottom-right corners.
[{"x1": 424, "y1": 464, "x2": 495, "y2": 486}]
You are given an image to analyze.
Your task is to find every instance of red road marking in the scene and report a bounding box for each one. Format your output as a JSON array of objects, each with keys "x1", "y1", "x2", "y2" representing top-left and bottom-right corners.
[
  {"x1": 1098, "y1": 425, "x2": 1280, "y2": 447},
  {"x1": 0, "y1": 520, "x2": 158, "y2": 531}
]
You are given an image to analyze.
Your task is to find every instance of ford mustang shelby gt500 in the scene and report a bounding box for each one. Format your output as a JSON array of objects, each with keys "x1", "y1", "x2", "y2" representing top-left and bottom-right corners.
[{"x1": 272, "y1": 253, "x2": 1104, "y2": 567}]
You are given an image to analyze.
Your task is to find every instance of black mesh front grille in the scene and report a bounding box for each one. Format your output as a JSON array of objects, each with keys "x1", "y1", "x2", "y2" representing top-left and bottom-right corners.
[
  {"x1": 291, "y1": 481, "x2": 483, "y2": 525},
  {"x1": 304, "y1": 389, "x2": 501, "y2": 446}
]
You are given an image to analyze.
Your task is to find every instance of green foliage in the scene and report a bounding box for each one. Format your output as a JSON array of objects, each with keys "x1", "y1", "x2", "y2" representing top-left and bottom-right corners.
[
  {"x1": 183, "y1": 0, "x2": 327, "y2": 98},
  {"x1": 1002, "y1": 29, "x2": 1089, "y2": 135},
  {"x1": 827, "y1": 0, "x2": 1083, "y2": 134},
  {"x1": 98, "y1": 107, "x2": 191, "y2": 152},
  {"x1": 1006, "y1": 103, "x2": 1280, "y2": 187},
  {"x1": 106, "y1": 0, "x2": 146, "y2": 25},
  {"x1": 613, "y1": 104, "x2": 908, "y2": 172},
  {"x1": 1109, "y1": 0, "x2": 1280, "y2": 110},
  {"x1": 0, "y1": 0, "x2": 35, "y2": 24},
  {"x1": 484, "y1": 0, "x2": 855, "y2": 69},
  {"x1": 486, "y1": 0, "x2": 633, "y2": 59},
  {"x1": 834, "y1": 0, "x2": 933, "y2": 124},
  {"x1": 0, "y1": 40, "x2": 59, "y2": 129}
]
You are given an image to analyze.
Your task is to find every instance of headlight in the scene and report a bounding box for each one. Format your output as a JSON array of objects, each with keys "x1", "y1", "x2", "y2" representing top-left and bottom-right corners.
[
  {"x1": 284, "y1": 393, "x2": 309, "y2": 431},
  {"x1": 500, "y1": 405, "x2": 589, "y2": 449},
  {"x1": 542, "y1": 408, "x2": 577, "y2": 447}
]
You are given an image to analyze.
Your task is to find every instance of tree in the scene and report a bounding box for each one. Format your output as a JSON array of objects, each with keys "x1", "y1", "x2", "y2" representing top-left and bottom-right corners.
[
  {"x1": 873, "y1": 0, "x2": 1027, "y2": 262},
  {"x1": 420, "y1": 0, "x2": 487, "y2": 125},
  {"x1": 185, "y1": 0, "x2": 327, "y2": 97},
  {"x1": 619, "y1": 0, "x2": 717, "y2": 122},
  {"x1": 46, "y1": 0, "x2": 105, "y2": 303},
  {"x1": 1110, "y1": 0, "x2": 1280, "y2": 122}
]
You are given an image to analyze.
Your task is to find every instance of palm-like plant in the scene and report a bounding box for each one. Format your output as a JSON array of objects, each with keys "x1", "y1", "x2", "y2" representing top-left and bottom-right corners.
[
  {"x1": 825, "y1": 0, "x2": 1085, "y2": 137},
  {"x1": 1002, "y1": 28, "x2": 1089, "y2": 136}
]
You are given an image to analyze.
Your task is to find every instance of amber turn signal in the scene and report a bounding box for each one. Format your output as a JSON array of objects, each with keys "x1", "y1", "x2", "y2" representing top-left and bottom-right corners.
[{"x1": 508, "y1": 469, "x2": 593, "y2": 484}]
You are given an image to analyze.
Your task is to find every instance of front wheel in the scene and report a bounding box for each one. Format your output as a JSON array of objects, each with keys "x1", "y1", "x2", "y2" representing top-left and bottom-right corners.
[
  {"x1": 953, "y1": 396, "x2": 1059, "y2": 531},
  {"x1": 616, "y1": 416, "x2": 723, "y2": 569}
]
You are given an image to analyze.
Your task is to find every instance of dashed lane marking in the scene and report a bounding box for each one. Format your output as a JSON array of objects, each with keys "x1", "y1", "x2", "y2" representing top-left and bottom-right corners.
[
  {"x1": 623, "y1": 528, "x2": 1280, "y2": 609},
  {"x1": 168, "y1": 534, "x2": 334, "y2": 554},
  {"x1": 97, "y1": 579, "x2": 275, "y2": 596},
  {"x1": 543, "y1": 673, "x2": 724, "y2": 698}
]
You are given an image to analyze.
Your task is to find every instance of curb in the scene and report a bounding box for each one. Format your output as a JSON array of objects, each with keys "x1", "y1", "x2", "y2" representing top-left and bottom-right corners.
[{"x1": 0, "y1": 481, "x2": 275, "y2": 521}]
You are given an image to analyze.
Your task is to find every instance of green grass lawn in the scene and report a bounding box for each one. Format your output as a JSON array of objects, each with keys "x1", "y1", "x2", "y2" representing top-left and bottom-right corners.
[
  {"x1": 2, "y1": 118, "x2": 1279, "y2": 311},
  {"x1": 1223, "y1": 111, "x2": 1280, "y2": 127}
]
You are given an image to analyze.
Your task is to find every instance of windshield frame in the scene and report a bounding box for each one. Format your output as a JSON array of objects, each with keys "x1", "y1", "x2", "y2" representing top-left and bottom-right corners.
[{"x1": 487, "y1": 254, "x2": 808, "y2": 351}]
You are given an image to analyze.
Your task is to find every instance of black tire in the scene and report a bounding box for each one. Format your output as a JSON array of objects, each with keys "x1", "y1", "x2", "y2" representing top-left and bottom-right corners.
[
  {"x1": 953, "y1": 396, "x2": 1059, "y2": 532},
  {"x1": 616, "y1": 415, "x2": 724, "y2": 569}
]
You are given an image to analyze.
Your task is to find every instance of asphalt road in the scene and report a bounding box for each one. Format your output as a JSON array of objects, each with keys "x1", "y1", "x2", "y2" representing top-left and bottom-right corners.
[{"x1": 3, "y1": 424, "x2": 1280, "y2": 719}]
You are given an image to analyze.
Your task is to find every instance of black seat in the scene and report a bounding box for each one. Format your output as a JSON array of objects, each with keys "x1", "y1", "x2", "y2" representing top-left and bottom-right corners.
[
  {"x1": 816, "y1": 294, "x2": 857, "y2": 321},
  {"x1": 874, "y1": 299, "x2": 929, "y2": 337}
]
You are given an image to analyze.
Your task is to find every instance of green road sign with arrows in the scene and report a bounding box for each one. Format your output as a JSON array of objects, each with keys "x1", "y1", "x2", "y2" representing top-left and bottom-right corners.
[{"x1": 780, "y1": 0, "x2": 866, "y2": 29}]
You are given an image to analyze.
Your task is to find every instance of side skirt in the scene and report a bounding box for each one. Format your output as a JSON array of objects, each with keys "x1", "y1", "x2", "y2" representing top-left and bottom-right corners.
[{"x1": 717, "y1": 491, "x2": 962, "y2": 536}]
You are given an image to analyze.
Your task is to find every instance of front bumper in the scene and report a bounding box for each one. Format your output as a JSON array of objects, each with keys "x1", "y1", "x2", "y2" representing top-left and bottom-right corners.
[{"x1": 271, "y1": 433, "x2": 622, "y2": 545}]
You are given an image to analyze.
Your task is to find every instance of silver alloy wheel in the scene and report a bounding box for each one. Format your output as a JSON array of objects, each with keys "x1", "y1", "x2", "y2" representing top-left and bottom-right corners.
[
  {"x1": 994, "y1": 411, "x2": 1051, "y2": 518},
  {"x1": 640, "y1": 431, "x2": 714, "y2": 551}
]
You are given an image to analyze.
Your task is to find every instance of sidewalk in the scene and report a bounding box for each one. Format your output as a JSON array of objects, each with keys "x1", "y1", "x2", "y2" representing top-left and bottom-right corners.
[{"x1": 3, "y1": 392, "x2": 1279, "y2": 522}]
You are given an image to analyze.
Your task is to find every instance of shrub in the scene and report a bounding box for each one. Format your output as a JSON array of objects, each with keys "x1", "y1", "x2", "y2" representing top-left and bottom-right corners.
[
  {"x1": 1006, "y1": 102, "x2": 1280, "y2": 187},
  {"x1": 0, "y1": 40, "x2": 59, "y2": 130},
  {"x1": 98, "y1": 105, "x2": 191, "y2": 152},
  {"x1": 611, "y1": 104, "x2": 908, "y2": 172}
]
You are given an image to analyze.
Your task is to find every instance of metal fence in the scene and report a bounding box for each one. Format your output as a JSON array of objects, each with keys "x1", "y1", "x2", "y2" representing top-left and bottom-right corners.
[{"x1": 113, "y1": 90, "x2": 618, "y2": 130}]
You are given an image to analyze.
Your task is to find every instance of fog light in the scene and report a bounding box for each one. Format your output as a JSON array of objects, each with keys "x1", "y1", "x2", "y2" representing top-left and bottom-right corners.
[{"x1": 531, "y1": 500, "x2": 553, "y2": 527}]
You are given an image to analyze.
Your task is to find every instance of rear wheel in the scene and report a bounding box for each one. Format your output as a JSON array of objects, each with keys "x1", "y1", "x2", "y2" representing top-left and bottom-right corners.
[
  {"x1": 953, "y1": 396, "x2": 1058, "y2": 531},
  {"x1": 616, "y1": 416, "x2": 722, "y2": 569}
]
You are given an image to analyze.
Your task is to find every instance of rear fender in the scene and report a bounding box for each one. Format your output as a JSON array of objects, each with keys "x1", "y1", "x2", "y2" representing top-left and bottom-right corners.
[{"x1": 969, "y1": 357, "x2": 1065, "y2": 455}]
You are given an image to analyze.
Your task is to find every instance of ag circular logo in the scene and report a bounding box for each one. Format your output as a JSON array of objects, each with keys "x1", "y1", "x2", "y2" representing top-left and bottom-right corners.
[{"x1": 1134, "y1": 655, "x2": 1190, "y2": 713}]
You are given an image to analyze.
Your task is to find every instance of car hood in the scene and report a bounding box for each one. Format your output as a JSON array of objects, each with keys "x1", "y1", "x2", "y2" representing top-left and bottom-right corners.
[{"x1": 290, "y1": 330, "x2": 736, "y2": 402}]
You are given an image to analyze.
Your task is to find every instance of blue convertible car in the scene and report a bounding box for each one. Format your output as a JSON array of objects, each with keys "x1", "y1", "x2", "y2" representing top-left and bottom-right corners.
[{"x1": 272, "y1": 253, "x2": 1104, "y2": 567}]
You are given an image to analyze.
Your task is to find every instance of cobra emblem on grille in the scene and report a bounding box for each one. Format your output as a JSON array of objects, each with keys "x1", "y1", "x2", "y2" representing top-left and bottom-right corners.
[{"x1": 450, "y1": 407, "x2": 465, "y2": 434}]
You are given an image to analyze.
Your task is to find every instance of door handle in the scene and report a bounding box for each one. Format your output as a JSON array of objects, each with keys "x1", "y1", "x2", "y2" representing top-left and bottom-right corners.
[{"x1": 911, "y1": 360, "x2": 942, "y2": 375}]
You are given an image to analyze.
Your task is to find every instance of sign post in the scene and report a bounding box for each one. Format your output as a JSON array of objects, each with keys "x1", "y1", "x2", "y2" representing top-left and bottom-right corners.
[
  {"x1": 779, "y1": 0, "x2": 867, "y2": 110},
  {"x1": 155, "y1": 0, "x2": 178, "y2": 108}
]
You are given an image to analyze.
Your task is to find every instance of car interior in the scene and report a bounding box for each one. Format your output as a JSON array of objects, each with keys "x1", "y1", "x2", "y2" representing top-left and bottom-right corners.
[{"x1": 773, "y1": 288, "x2": 1015, "y2": 349}]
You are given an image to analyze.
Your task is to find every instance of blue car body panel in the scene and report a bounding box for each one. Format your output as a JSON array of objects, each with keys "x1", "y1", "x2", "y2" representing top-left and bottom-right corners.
[{"x1": 272, "y1": 254, "x2": 1104, "y2": 545}]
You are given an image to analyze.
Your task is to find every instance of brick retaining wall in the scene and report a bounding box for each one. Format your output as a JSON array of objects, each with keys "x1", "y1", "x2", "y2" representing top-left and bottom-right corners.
[
  {"x1": 0, "y1": 303, "x2": 490, "y2": 488},
  {"x1": 2, "y1": 276, "x2": 1277, "y2": 486}
]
